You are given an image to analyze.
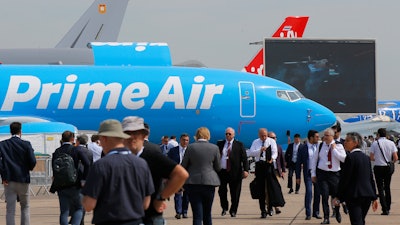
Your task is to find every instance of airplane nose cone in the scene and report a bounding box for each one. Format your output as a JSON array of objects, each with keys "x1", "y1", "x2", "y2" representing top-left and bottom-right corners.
[{"x1": 306, "y1": 100, "x2": 336, "y2": 131}]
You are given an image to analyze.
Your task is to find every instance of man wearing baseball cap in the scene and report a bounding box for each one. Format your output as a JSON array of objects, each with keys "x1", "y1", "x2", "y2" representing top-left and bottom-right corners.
[
  {"x1": 122, "y1": 116, "x2": 189, "y2": 225},
  {"x1": 82, "y1": 119, "x2": 154, "y2": 225}
]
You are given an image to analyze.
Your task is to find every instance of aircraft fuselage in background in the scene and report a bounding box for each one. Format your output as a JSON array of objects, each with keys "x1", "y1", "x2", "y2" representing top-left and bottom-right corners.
[
  {"x1": 344, "y1": 100, "x2": 400, "y2": 123},
  {"x1": 0, "y1": 43, "x2": 335, "y2": 147}
]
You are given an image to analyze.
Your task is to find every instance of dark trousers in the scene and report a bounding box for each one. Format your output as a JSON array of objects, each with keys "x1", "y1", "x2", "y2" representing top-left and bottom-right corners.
[
  {"x1": 347, "y1": 198, "x2": 371, "y2": 225},
  {"x1": 218, "y1": 169, "x2": 243, "y2": 214},
  {"x1": 186, "y1": 184, "x2": 215, "y2": 225},
  {"x1": 57, "y1": 187, "x2": 83, "y2": 225},
  {"x1": 97, "y1": 218, "x2": 143, "y2": 225},
  {"x1": 374, "y1": 166, "x2": 392, "y2": 212},
  {"x1": 316, "y1": 169, "x2": 340, "y2": 219},
  {"x1": 255, "y1": 161, "x2": 271, "y2": 213},
  {"x1": 287, "y1": 162, "x2": 300, "y2": 191},
  {"x1": 304, "y1": 170, "x2": 321, "y2": 217},
  {"x1": 174, "y1": 188, "x2": 189, "y2": 215}
]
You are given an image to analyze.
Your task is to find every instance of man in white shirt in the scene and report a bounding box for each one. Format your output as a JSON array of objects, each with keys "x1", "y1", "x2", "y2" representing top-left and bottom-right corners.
[
  {"x1": 247, "y1": 128, "x2": 278, "y2": 218},
  {"x1": 311, "y1": 128, "x2": 346, "y2": 224},
  {"x1": 87, "y1": 134, "x2": 102, "y2": 162},
  {"x1": 167, "y1": 136, "x2": 179, "y2": 151},
  {"x1": 370, "y1": 128, "x2": 398, "y2": 215}
]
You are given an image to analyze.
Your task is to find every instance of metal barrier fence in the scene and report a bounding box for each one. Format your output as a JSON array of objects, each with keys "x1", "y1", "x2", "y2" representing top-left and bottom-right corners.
[
  {"x1": 0, "y1": 157, "x2": 53, "y2": 199},
  {"x1": 30, "y1": 156, "x2": 53, "y2": 196}
]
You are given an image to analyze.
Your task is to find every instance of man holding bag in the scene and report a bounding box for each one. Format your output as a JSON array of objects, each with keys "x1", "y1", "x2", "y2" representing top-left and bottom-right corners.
[{"x1": 369, "y1": 128, "x2": 398, "y2": 215}]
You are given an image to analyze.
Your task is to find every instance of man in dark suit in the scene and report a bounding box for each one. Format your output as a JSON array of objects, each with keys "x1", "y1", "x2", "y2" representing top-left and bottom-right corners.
[
  {"x1": 217, "y1": 127, "x2": 249, "y2": 217},
  {"x1": 285, "y1": 133, "x2": 302, "y2": 194},
  {"x1": 75, "y1": 133, "x2": 92, "y2": 225},
  {"x1": 0, "y1": 122, "x2": 37, "y2": 225},
  {"x1": 167, "y1": 133, "x2": 190, "y2": 219},
  {"x1": 160, "y1": 135, "x2": 169, "y2": 155},
  {"x1": 295, "y1": 130, "x2": 322, "y2": 220},
  {"x1": 334, "y1": 132, "x2": 378, "y2": 225}
]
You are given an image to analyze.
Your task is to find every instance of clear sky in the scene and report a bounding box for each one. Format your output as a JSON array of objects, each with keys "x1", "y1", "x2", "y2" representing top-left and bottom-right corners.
[{"x1": 1, "y1": 0, "x2": 399, "y2": 100}]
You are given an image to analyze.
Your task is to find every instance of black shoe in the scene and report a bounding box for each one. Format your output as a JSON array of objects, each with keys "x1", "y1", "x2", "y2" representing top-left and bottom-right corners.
[
  {"x1": 260, "y1": 212, "x2": 267, "y2": 218},
  {"x1": 381, "y1": 211, "x2": 389, "y2": 215},
  {"x1": 342, "y1": 204, "x2": 348, "y2": 214},
  {"x1": 295, "y1": 191, "x2": 299, "y2": 194},
  {"x1": 182, "y1": 213, "x2": 188, "y2": 218},
  {"x1": 268, "y1": 209, "x2": 273, "y2": 216},
  {"x1": 335, "y1": 207, "x2": 341, "y2": 223},
  {"x1": 305, "y1": 216, "x2": 311, "y2": 220},
  {"x1": 321, "y1": 219, "x2": 330, "y2": 224},
  {"x1": 221, "y1": 209, "x2": 227, "y2": 216},
  {"x1": 288, "y1": 189, "x2": 294, "y2": 194},
  {"x1": 275, "y1": 208, "x2": 281, "y2": 214},
  {"x1": 313, "y1": 214, "x2": 322, "y2": 219},
  {"x1": 175, "y1": 214, "x2": 181, "y2": 219},
  {"x1": 230, "y1": 212, "x2": 236, "y2": 217}
]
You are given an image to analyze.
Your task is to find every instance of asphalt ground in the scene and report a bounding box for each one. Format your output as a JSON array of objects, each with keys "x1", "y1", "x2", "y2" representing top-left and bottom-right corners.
[{"x1": 1, "y1": 167, "x2": 399, "y2": 225}]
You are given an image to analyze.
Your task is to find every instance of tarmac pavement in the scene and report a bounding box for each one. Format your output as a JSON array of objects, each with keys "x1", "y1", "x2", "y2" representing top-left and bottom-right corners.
[{"x1": 1, "y1": 168, "x2": 399, "y2": 225}]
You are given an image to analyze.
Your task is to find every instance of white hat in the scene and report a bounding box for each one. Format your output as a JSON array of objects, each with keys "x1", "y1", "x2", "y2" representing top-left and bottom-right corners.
[{"x1": 122, "y1": 116, "x2": 148, "y2": 134}]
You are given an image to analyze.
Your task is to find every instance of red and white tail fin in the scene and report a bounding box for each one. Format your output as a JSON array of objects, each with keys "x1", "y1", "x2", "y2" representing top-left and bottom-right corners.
[{"x1": 243, "y1": 16, "x2": 309, "y2": 75}]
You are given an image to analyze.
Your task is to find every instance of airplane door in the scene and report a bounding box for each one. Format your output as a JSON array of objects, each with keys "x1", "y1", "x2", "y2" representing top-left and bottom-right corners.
[{"x1": 239, "y1": 82, "x2": 256, "y2": 117}]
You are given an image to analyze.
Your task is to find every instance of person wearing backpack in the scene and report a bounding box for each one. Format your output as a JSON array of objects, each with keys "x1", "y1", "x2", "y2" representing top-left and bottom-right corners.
[{"x1": 51, "y1": 131, "x2": 90, "y2": 225}]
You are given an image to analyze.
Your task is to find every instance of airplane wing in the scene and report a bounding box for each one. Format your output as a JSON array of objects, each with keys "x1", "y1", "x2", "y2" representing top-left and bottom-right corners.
[
  {"x1": 0, "y1": 116, "x2": 50, "y2": 126},
  {"x1": 377, "y1": 101, "x2": 398, "y2": 108},
  {"x1": 0, "y1": 122, "x2": 77, "y2": 135},
  {"x1": 56, "y1": 0, "x2": 130, "y2": 48}
]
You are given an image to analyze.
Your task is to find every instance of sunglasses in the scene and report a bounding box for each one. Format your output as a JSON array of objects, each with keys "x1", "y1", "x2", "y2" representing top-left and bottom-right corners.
[{"x1": 225, "y1": 133, "x2": 232, "y2": 135}]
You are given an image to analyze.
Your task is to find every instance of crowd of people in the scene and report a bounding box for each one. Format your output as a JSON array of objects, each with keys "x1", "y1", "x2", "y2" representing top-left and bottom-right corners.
[{"x1": 0, "y1": 120, "x2": 398, "y2": 225}]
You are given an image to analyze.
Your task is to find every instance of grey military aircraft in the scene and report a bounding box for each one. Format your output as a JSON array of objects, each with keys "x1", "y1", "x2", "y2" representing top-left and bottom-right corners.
[
  {"x1": 338, "y1": 115, "x2": 400, "y2": 138},
  {"x1": 0, "y1": 0, "x2": 130, "y2": 65}
]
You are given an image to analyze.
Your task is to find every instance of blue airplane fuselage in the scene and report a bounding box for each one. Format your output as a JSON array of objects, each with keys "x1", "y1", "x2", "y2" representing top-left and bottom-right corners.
[{"x1": 0, "y1": 64, "x2": 335, "y2": 147}]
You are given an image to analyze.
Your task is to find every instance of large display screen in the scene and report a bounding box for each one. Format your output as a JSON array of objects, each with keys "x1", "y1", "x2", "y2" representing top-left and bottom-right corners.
[{"x1": 264, "y1": 39, "x2": 376, "y2": 113}]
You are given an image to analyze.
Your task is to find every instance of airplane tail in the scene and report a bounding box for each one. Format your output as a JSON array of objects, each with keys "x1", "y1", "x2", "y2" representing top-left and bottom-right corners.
[
  {"x1": 55, "y1": 0, "x2": 130, "y2": 48},
  {"x1": 243, "y1": 16, "x2": 309, "y2": 75}
]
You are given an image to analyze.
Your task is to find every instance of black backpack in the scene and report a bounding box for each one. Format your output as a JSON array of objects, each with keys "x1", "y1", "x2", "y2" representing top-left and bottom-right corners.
[{"x1": 51, "y1": 145, "x2": 77, "y2": 192}]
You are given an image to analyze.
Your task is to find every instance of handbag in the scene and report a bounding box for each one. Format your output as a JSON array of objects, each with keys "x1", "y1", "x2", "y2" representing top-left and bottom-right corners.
[
  {"x1": 389, "y1": 161, "x2": 395, "y2": 175},
  {"x1": 249, "y1": 178, "x2": 260, "y2": 199},
  {"x1": 377, "y1": 141, "x2": 395, "y2": 174}
]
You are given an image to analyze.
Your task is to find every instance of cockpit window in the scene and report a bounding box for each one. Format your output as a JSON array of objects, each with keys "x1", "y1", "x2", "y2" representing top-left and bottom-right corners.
[
  {"x1": 295, "y1": 91, "x2": 304, "y2": 98},
  {"x1": 277, "y1": 91, "x2": 290, "y2": 101},
  {"x1": 287, "y1": 91, "x2": 300, "y2": 101},
  {"x1": 277, "y1": 90, "x2": 304, "y2": 102}
]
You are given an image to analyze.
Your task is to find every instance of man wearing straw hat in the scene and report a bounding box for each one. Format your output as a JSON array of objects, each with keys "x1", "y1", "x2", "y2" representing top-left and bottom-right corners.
[{"x1": 82, "y1": 119, "x2": 154, "y2": 225}]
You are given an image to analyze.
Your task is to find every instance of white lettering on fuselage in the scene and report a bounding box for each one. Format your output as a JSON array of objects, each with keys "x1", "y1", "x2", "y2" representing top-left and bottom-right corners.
[{"x1": 1, "y1": 75, "x2": 224, "y2": 111}]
